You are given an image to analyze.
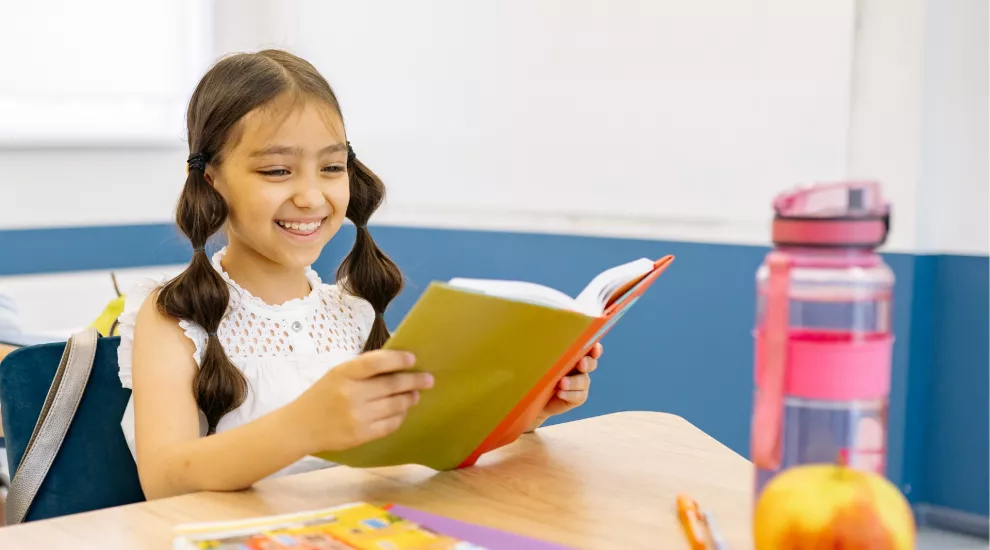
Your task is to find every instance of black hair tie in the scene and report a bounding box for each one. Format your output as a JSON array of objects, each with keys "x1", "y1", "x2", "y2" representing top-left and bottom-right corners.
[
  {"x1": 187, "y1": 153, "x2": 210, "y2": 172},
  {"x1": 346, "y1": 141, "x2": 356, "y2": 163}
]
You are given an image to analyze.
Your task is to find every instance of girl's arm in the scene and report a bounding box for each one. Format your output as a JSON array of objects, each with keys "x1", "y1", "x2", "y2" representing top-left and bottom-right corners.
[
  {"x1": 130, "y1": 296, "x2": 311, "y2": 499},
  {"x1": 131, "y1": 294, "x2": 433, "y2": 500}
]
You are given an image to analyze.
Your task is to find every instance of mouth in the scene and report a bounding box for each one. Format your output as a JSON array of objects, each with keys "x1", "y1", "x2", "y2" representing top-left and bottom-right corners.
[{"x1": 275, "y1": 217, "x2": 327, "y2": 237}]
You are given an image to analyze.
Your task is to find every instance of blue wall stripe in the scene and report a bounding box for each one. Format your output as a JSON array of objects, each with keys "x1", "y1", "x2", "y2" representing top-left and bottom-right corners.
[
  {"x1": 0, "y1": 224, "x2": 194, "y2": 276},
  {"x1": 902, "y1": 255, "x2": 937, "y2": 505},
  {"x1": 924, "y1": 255, "x2": 989, "y2": 516},
  {"x1": 0, "y1": 223, "x2": 985, "y2": 517},
  {"x1": 873, "y1": 253, "x2": 918, "y2": 493}
]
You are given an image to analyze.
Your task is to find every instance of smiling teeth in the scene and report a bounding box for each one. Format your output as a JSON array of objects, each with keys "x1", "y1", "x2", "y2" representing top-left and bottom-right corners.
[{"x1": 277, "y1": 219, "x2": 322, "y2": 232}]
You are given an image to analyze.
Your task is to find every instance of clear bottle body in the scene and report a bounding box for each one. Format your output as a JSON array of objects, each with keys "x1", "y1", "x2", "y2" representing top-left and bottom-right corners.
[{"x1": 752, "y1": 248, "x2": 894, "y2": 497}]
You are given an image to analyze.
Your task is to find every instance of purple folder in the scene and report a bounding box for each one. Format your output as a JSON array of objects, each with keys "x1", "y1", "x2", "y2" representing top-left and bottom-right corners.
[{"x1": 387, "y1": 504, "x2": 575, "y2": 550}]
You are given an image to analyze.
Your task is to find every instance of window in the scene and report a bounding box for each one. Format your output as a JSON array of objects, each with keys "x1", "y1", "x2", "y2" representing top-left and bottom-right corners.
[{"x1": 0, "y1": 0, "x2": 212, "y2": 146}]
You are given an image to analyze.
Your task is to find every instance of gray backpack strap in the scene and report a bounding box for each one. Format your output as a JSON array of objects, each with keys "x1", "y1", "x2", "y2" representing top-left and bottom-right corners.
[{"x1": 4, "y1": 327, "x2": 98, "y2": 525}]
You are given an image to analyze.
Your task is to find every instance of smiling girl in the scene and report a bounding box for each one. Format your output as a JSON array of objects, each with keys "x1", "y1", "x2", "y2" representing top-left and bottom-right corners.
[{"x1": 118, "y1": 49, "x2": 600, "y2": 500}]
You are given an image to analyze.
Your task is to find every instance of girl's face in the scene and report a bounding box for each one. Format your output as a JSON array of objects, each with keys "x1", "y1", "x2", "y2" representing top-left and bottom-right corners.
[{"x1": 207, "y1": 96, "x2": 350, "y2": 270}]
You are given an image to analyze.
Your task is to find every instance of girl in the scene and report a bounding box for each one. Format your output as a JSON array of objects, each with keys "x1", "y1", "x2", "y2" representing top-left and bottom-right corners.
[{"x1": 119, "y1": 49, "x2": 602, "y2": 500}]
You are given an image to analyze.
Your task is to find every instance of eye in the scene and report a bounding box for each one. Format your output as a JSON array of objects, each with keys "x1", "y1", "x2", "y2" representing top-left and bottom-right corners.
[
  {"x1": 258, "y1": 168, "x2": 290, "y2": 177},
  {"x1": 322, "y1": 164, "x2": 346, "y2": 173}
]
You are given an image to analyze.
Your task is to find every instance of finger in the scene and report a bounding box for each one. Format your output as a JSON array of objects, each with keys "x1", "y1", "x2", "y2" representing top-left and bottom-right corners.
[
  {"x1": 364, "y1": 391, "x2": 420, "y2": 421},
  {"x1": 343, "y1": 350, "x2": 416, "y2": 379},
  {"x1": 590, "y1": 343, "x2": 604, "y2": 359},
  {"x1": 559, "y1": 373, "x2": 590, "y2": 391},
  {"x1": 584, "y1": 358, "x2": 598, "y2": 373},
  {"x1": 556, "y1": 389, "x2": 589, "y2": 405},
  {"x1": 366, "y1": 371, "x2": 434, "y2": 399},
  {"x1": 362, "y1": 412, "x2": 407, "y2": 442},
  {"x1": 577, "y1": 357, "x2": 598, "y2": 373}
]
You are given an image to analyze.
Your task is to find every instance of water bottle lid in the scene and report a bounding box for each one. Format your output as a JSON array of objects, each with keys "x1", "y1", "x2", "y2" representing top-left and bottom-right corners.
[{"x1": 772, "y1": 181, "x2": 890, "y2": 249}]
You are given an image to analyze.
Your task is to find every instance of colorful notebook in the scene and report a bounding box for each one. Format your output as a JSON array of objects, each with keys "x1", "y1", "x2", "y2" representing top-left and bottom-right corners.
[
  {"x1": 315, "y1": 255, "x2": 675, "y2": 470},
  {"x1": 172, "y1": 502, "x2": 485, "y2": 549},
  {"x1": 386, "y1": 504, "x2": 574, "y2": 550}
]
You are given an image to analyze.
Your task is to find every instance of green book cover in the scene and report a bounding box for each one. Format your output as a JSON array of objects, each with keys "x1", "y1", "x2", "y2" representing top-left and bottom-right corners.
[{"x1": 313, "y1": 283, "x2": 595, "y2": 470}]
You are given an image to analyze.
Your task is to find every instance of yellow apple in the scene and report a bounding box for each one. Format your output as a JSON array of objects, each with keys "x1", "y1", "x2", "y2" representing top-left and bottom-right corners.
[{"x1": 754, "y1": 462, "x2": 916, "y2": 549}]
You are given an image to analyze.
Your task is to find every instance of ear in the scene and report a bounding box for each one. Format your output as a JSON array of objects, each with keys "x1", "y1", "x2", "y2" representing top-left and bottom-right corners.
[{"x1": 203, "y1": 165, "x2": 217, "y2": 186}]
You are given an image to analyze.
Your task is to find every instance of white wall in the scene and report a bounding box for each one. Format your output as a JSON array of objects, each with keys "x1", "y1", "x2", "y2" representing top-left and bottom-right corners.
[
  {"x1": 1, "y1": 0, "x2": 985, "y2": 336},
  {"x1": 0, "y1": 0, "x2": 206, "y2": 230},
  {"x1": 216, "y1": 0, "x2": 857, "y2": 248},
  {"x1": 846, "y1": 0, "x2": 926, "y2": 254},
  {"x1": 215, "y1": 0, "x2": 987, "y2": 254},
  {"x1": 0, "y1": 148, "x2": 187, "y2": 229},
  {"x1": 0, "y1": 265, "x2": 186, "y2": 338},
  {"x1": 915, "y1": 0, "x2": 988, "y2": 256},
  {"x1": 0, "y1": 0, "x2": 211, "y2": 146},
  {"x1": 3, "y1": 0, "x2": 859, "y2": 248},
  {"x1": 0, "y1": 0, "x2": 985, "y2": 253},
  {"x1": 849, "y1": 0, "x2": 988, "y2": 256}
]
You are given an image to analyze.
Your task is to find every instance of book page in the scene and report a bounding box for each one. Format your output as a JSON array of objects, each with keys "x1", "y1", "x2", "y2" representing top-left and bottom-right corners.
[
  {"x1": 446, "y1": 278, "x2": 579, "y2": 311},
  {"x1": 574, "y1": 258, "x2": 655, "y2": 315}
]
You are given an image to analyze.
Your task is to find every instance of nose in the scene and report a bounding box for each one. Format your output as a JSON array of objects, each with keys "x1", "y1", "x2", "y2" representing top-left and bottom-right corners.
[{"x1": 291, "y1": 174, "x2": 326, "y2": 210}]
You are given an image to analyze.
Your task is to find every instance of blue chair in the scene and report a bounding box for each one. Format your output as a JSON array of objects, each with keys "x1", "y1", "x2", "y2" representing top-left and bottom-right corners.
[{"x1": 0, "y1": 330, "x2": 145, "y2": 523}]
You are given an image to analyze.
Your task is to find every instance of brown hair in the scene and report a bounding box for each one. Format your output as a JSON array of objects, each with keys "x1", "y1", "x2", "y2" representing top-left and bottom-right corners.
[{"x1": 156, "y1": 49, "x2": 403, "y2": 434}]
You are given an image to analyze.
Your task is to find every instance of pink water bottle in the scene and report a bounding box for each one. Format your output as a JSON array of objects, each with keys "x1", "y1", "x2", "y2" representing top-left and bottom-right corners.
[{"x1": 751, "y1": 181, "x2": 894, "y2": 498}]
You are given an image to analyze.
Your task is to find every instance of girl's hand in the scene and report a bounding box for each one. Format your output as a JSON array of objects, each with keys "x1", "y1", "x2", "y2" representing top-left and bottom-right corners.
[
  {"x1": 288, "y1": 350, "x2": 434, "y2": 454},
  {"x1": 527, "y1": 343, "x2": 602, "y2": 432}
]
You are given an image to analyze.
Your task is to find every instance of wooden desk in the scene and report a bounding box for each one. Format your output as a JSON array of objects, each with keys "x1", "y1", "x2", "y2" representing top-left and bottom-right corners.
[{"x1": 0, "y1": 411, "x2": 754, "y2": 549}]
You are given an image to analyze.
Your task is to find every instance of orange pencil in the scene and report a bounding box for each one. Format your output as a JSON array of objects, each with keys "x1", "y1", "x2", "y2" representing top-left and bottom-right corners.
[{"x1": 676, "y1": 493, "x2": 708, "y2": 550}]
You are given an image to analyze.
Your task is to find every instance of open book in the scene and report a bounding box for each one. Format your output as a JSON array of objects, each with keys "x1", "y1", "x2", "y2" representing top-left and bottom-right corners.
[
  {"x1": 172, "y1": 502, "x2": 568, "y2": 550},
  {"x1": 315, "y1": 255, "x2": 675, "y2": 471},
  {"x1": 173, "y1": 502, "x2": 485, "y2": 549},
  {"x1": 447, "y1": 258, "x2": 656, "y2": 317}
]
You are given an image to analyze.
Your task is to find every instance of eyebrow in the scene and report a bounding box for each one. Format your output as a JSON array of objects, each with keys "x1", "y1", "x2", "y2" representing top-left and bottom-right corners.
[{"x1": 250, "y1": 143, "x2": 347, "y2": 158}]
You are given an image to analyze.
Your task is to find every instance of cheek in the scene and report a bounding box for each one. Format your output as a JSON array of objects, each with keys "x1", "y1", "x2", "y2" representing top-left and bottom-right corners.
[
  {"x1": 227, "y1": 186, "x2": 283, "y2": 233},
  {"x1": 329, "y1": 184, "x2": 350, "y2": 217}
]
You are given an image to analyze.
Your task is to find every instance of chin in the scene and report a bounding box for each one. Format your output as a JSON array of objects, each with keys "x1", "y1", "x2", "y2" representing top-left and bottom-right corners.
[{"x1": 278, "y1": 245, "x2": 325, "y2": 269}]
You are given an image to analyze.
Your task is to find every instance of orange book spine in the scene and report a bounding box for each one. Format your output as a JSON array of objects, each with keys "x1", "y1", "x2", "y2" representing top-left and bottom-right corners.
[{"x1": 457, "y1": 256, "x2": 674, "y2": 468}]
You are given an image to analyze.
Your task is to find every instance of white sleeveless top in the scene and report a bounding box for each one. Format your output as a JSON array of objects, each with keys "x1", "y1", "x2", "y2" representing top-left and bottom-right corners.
[{"x1": 117, "y1": 247, "x2": 376, "y2": 478}]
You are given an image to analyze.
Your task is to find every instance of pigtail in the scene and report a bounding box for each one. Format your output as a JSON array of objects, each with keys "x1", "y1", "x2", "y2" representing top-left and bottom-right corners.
[
  {"x1": 337, "y1": 151, "x2": 404, "y2": 351},
  {"x1": 157, "y1": 159, "x2": 247, "y2": 434}
]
